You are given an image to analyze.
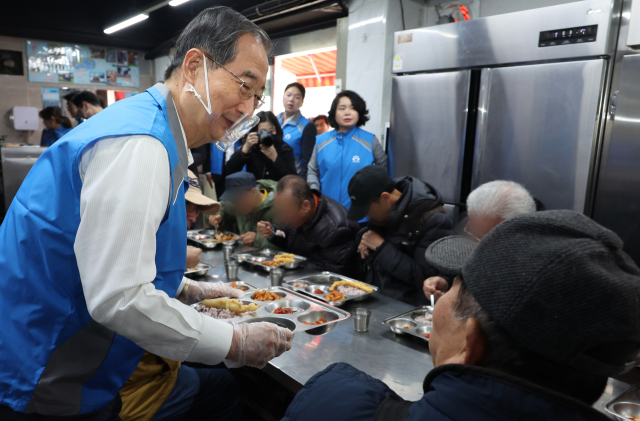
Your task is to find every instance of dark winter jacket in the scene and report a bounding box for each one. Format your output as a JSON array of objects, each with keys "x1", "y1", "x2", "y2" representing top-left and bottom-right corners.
[
  {"x1": 281, "y1": 363, "x2": 610, "y2": 421},
  {"x1": 269, "y1": 192, "x2": 359, "y2": 275},
  {"x1": 359, "y1": 176, "x2": 454, "y2": 305},
  {"x1": 225, "y1": 137, "x2": 297, "y2": 182}
]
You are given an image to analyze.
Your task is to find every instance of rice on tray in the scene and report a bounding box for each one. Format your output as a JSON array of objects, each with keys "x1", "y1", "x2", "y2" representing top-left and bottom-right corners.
[
  {"x1": 336, "y1": 285, "x2": 367, "y2": 296},
  {"x1": 415, "y1": 314, "x2": 433, "y2": 324},
  {"x1": 195, "y1": 305, "x2": 240, "y2": 319}
]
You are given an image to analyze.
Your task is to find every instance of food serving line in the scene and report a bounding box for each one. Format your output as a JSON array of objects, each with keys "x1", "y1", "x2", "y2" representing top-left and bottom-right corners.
[{"x1": 189, "y1": 241, "x2": 640, "y2": 418}]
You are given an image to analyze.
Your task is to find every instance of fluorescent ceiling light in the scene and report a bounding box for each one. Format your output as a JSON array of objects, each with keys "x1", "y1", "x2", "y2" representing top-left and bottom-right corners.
[
  {"x1": 169, "y1": 0, "x2": 191, "y2": 6},
  {"x1": 104, "y1": 14, "x2": 149, "y2": 34}
]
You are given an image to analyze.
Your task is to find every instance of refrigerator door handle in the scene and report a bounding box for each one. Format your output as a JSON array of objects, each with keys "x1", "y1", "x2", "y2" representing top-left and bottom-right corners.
[{"x1": 609, "y1": 90, "x2": 619, "y2": 119}]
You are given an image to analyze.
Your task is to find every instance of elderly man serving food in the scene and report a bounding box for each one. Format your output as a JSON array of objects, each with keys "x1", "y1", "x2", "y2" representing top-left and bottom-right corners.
[
  {"x1": 280, "y1": 210, "x2": 640, "y2": 421},
  {"x1": 0, "y1": 7, "x2": 292, "y2": 421}
]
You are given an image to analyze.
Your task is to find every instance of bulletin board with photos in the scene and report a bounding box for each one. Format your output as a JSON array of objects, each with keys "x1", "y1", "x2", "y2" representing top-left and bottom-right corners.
[{"x1": 26, "y1": 40, "x2": 140, "y2": 88}]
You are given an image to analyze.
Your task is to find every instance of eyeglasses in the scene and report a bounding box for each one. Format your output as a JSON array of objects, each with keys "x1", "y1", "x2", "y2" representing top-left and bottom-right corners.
[
  {"x1": 202, "y1": 52, "x2": 265, "y2": 109},
  {"x1": 186, "y1": 202, "x2": 200, "y2": 215},
  {"x1": 463, "y1": 222, "x2": 482, "y2": 242}
]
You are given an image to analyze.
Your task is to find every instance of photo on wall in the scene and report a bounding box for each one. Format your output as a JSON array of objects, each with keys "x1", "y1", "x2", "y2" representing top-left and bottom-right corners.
[
  {"x1": 90, "y1": 71, "x2": 105, "y2": 83},
  {"x1": 117, "y1": 66, "x2": 131, "y2": 78},
  {"x1": 116, "y1": 50, "x2": 128, "y2": 65},
  {"x1": 90, "y1": 47, "x2": 105, "y2": 59},
  {"x1": 58, "y1": 72, "x2": 74, "y2": 82},
  {"x1": 0, "y1": 50, "x2": 25, "y2": 75},
  {"x1": 106, "y1": 49, "x2": 117, "y2": 63},
  {"x1": 128, "y1": 51, "x2": 138, "y2": 66},
  {"x1": 106, "y1": 70, "x2": 117, "y2": 85}
]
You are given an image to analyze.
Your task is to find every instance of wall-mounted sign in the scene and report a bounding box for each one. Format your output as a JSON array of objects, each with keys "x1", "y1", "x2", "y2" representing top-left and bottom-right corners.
[{"x1": 26, "y1": 40, "x2": 140, "y2": 88}]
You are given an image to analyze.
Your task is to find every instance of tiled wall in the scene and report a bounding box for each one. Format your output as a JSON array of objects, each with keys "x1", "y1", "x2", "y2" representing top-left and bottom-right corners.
[{"x1": 0, "y1": 35, "x2": 155, "y2": 145}]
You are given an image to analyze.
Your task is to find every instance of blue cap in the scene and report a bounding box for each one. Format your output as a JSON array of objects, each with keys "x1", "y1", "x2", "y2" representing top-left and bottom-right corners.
[{"x1": 220, "y1": 172, "x2": 257, "y2": 202}]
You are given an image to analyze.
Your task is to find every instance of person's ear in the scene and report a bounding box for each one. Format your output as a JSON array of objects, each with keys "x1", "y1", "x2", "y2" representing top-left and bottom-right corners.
[
  {"x1": 301, "y1": 199, "x2": 311, "y2": 213},
  {"x1": 380, "y1": 192, "x2": 390, "y2": 203},
  {"x1": 182, "y1": 49, "x2": 203, "y2": 86},
  {"x1": 462, "y1": 317, "x2": 486, "y2": 365}
]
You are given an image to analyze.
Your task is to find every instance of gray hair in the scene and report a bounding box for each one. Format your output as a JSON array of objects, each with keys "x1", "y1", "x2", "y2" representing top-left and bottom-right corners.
[
  {"x1": 164, "y1": 6, "x2": 272, "y2": 81},
  {"x1": 466, "y1": 180, "x2": 535, "y2": 221}
]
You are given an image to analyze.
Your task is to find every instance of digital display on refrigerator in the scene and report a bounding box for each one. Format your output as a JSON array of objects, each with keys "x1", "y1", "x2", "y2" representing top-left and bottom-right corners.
[{"x1": 539, "y1": 25, "x2": 597, "y2": 47}]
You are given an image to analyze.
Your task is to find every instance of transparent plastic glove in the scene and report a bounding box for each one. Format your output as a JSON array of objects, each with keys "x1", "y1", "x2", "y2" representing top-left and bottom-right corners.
[
  {"x1": 224, "y1": 322, "x2": 293, "y2": 369},
  {"x1": 183, "y1": 280, "x2": 243, "y2": 304}
]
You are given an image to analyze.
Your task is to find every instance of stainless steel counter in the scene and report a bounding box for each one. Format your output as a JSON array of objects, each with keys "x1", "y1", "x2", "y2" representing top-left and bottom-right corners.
[
  {"x1": 197, "y1": 246, "x2": 637, "y2": 416},
  {"x1": 199, "y1": 246, "x2": 433, "y2": 401}
]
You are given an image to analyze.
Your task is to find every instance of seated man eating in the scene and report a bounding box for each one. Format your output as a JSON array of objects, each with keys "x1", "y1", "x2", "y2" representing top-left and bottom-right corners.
[
  {"x1": 423, "y1": 179, "x2": 536, "y2": 302},
  {"x1": 256, "y1": 175, "x2": 360, "y2": 275},
  {"x1": 349, "y1": 165, "x2": 453, "y2": 305},
  {"x1": 209, "y1": 172, "x2": 279, "y2": 250},
  {"x1": 281, "y1": 210, "x2": 640, "y2": 421}
]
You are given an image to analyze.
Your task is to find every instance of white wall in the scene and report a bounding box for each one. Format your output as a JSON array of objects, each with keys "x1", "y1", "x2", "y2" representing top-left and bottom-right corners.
[{"x1": 479, "y1": 0, "x2": 579, "y2": 17}]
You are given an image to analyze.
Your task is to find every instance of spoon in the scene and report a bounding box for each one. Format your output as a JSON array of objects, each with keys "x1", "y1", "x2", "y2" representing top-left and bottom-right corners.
[{"x1": 427, "y1": 293, "x2": 435, "y2": 313}]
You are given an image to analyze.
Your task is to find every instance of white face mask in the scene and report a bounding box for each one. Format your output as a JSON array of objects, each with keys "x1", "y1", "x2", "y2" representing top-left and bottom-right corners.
[{"x1": 184, "y1": 55, "x2": 259, "y2": 151}]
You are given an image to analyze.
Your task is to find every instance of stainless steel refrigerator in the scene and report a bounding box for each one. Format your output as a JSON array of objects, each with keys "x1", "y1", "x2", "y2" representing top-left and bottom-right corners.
[
  {"x1": 390, "y1": 0, "x2": 619, "y2": 220},
  {"x1": 592, "y1": 0, "x2": 640, "y2": 263}
]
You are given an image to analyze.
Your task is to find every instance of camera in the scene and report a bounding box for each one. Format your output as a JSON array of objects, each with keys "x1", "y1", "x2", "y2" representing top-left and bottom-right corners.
[{"x1": 257, "y1": 129, "x2": 275, "y2": 148}]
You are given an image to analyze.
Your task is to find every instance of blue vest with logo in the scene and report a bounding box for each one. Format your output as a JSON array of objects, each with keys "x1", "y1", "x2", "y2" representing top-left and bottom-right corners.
[
  {"x1": 315, "y1": 126, "x2": 375, "y2": 210},
  {"x1": 41, "y1": 126, "x2": 73, "y2": 147},
  {"x1": 0, "y1": 86, "x2": 187, "y2": 415},
  {"x1": 278, "y1": 112, "x2": 311, "y2": 162}
]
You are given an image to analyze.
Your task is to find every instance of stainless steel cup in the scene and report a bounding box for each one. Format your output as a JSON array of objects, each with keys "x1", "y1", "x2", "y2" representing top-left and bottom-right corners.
[
  {"x1": 270, "y1": 268, "x2": 285, "y2": 286},
  {"x1": 225, "y1": 260, "x2": 239, "y2": 280},
  {"x1": 222, "y1": 244, "x2": 235, "y2": 261},
  {"x1": 353, "y1": 308, "x2": 371, "y2": 332}
]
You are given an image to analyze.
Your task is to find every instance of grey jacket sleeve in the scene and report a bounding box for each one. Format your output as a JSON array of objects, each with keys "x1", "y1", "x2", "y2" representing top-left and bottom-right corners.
[
  {"x1": 307, "y1": 145, "x2": 321, "y2": 191},
  {"x1": 372, "y1": 135, "x2": 388, "y2": 171}
]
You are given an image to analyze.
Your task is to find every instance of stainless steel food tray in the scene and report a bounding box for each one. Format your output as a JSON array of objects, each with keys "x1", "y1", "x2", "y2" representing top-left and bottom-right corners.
[
  {"x1": 187, "y1": 229, "x2": 241, "y2": 248},
  {"x1": 194, "y1": 286, "x2": 350, "y2": 335},
  {"x1": 184, "y1": 262, "x2": 213, "y2": 277},
  {"x1": 604, "y1": 383, "x2": 640, "y2": 421},
  {"x1": 283, "y1": 272, "x2": 378, "y2": 307},
  {"x1": 233, "y1": 249, "x2": 307, "y2": 271},
  {"x1": 382, "y1": 306, "x2": 433, "y2": 342}
]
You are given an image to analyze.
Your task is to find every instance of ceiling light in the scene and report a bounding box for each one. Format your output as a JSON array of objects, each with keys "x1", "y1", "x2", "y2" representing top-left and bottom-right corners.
[
  {"x1": 104, "y1": 14, "x2": 149, "y2": 34},
  {"x1": 169, "y1": 0, "x2": 191, "y2": 5}
]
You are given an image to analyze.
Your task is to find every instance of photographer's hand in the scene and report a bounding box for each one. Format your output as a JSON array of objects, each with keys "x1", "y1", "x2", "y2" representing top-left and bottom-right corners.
[
  {"x1": 260, "y1": 145, "x2": 278, "y2": 162},
  {"x1": 242, "y1": 133, "x2": 259, "y2": 154}
]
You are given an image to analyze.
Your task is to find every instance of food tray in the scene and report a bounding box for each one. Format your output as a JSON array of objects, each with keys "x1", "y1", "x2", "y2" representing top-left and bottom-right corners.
[
  {"x1": 184, "y1": 262, "x2": 213, "y2": 277},
  {"x1": 233, "y1": 249, "x2": 307, "y2": 272},
  {"x1": 187, "y1": 229, "x2": 241, "y2": 249},
  {"x1": 194, "y1": 287, "x2": 350, "y2": 335},
  {"x1": 382, "y1": 306, "x2": 433, "y2": 342},
  {"x1": 604, "y1": 383, "x2": 640, "y2": 420},
  {"x1": 283, "y1": 272, "x2": 378, "y2": 307}
]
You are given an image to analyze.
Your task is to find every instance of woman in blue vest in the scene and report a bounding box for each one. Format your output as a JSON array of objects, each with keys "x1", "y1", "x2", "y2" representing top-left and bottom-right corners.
[
  {"x1": 39, "y1": 106, "x2": 73, "y2": 147},
  {"x1": 307, "y1": 90, "x2": 388, "y2": 213}
]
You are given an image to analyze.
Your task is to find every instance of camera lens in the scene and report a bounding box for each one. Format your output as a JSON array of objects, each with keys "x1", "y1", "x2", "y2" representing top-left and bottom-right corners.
[{"x1": 257, "y1": 129, "x2": 275, "y2": 148}]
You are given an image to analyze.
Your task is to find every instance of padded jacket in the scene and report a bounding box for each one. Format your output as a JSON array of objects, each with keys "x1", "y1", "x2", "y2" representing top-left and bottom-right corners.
[
  {"x1": 359, "y1": 176, "x2": 454, "y2": 306},
  {"x1": 269, "y1": 192, "x2": 359, "y2": 276},
  {"x1": 281, "y1": 363, "x2": 611, "y2": 421}
]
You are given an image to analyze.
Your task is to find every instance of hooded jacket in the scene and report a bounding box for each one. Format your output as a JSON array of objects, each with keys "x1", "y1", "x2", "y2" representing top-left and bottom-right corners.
[
  {"x1": 268, "y1": 192, "x2": 360, "y2": 275},
  {"x1": 281, "y1": 363, "x2": 611, "y2": 421},
  {"x1": 359, "y1": 176, "x2": 454, "y2": 305},
  {"x1": 218, "y1": 179, "x2": 281, "y2": 250}
]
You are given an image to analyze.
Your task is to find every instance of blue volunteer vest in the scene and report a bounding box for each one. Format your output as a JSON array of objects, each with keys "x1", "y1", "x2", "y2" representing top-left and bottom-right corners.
[
  {"x1": 278, "y1": 112, "x2": 311, "y2": 163},
  {"x1": 315, "y1": 126, "x2": 375, "y2": 210},
  {"x1": 41, "y1": 126, "x2": 73, "y2": 147},
  {"x1": 0, "y1": 86, "x2": 187, "y2": 415}
]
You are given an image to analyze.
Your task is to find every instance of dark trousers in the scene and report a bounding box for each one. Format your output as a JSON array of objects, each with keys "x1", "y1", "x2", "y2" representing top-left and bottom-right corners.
[{"x1": 0, "y1": 366, "x2": 243, "y2": 421}]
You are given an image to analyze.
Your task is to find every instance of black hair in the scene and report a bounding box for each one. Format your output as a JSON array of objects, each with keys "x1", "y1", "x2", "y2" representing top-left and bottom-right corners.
[
  {"x1": 250, "y1": 111, "x2": 284, "y2": 143},
  {"x1": 276, "y1": 175, "x2": 314, "y2": 207},
  {"x1": 328, "y1": 90, "x2": 370, "y2": 129},
  {"x1": 284, "y1": 82, "x2": 306, "y2": 99},
  {"x1": 63, "y1": 92, "x2": 77, "y2": 101},
  {"x1": 39, "y1": 106, "x2": 72, "y2": 129},
  {"x1": 72, "y1": 91, "x2": 100, "y2": 108},
  {"x1": 164, "y1": 6, "x2": 271, "y2": 81},
  {"x1": 452, "y1": 279, "x2": 608, "y2": 405},
  {"x1": 313, "y1": 115, "x2": 329, "y2": 124}
]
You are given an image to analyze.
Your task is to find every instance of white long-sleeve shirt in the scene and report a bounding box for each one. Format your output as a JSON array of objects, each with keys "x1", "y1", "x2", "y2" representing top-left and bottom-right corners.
[{"x1": 73, "y1": 134, "x2": 233, "y2": 365}]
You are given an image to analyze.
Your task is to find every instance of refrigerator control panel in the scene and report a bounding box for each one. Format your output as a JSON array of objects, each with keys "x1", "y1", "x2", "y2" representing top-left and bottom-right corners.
[{"x1": 539, "y1": 25, "x2": 598, "y2": 47}]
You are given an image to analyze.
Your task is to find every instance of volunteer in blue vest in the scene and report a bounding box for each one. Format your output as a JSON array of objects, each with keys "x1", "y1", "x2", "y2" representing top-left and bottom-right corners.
[
  {"x1": 39, "y1": 106, "x2": 73, "y2": 147},
  {"x1": 0, "y1": 7, "x2": 292, "y2": 421},
  {"x1": 277, "y1": 82, "x2": 317, "y2": 178},
  {"x1": 307, "y1": 90, "x2": 388, "y2": 215}
]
